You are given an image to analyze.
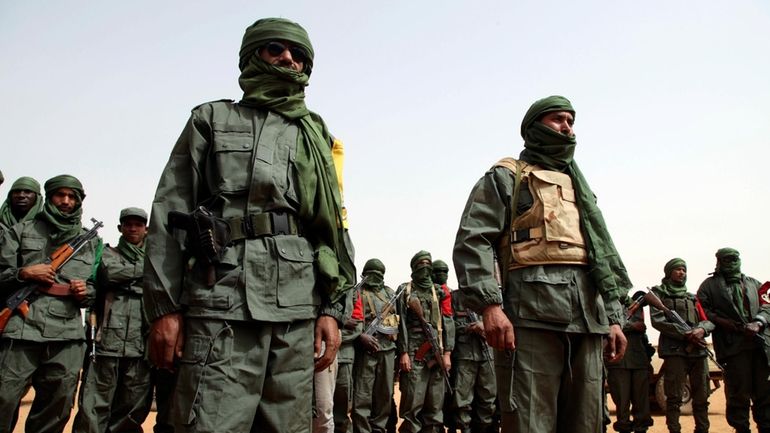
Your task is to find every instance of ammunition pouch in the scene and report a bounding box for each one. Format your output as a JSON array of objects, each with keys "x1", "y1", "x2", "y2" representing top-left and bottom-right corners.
[{"x1": 168, "y1": 206, "x2": 231, "y2": 269}]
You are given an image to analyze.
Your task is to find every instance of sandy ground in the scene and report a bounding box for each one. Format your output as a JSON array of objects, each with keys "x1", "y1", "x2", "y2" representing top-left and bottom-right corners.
[{"x1": 15, "y1": 381, "x2": 750, "y2": 433}]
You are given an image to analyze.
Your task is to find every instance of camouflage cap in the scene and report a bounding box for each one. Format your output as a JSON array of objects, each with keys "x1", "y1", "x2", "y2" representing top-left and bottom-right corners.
[{"x1": 119, "y1": 207, "x2": 148, "y2": 223}]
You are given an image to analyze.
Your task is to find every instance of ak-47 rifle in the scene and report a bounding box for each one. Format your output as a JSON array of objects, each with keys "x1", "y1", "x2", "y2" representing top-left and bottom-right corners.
[
  {"x1": 467, "y1": 309, "x2": 493, "y2": 366},
  {"x1": 642, "y1": 288, "x2": 724, "y2": 372},
  {"x1": 407, "y1": 297, "x2": 452, "y2": 393},
  {"x1": 363, "y1": 283, "x2": 405, "y2": 337},
  {"x1": 0, "y1": 218, "x2": 104, "y2": 335}
]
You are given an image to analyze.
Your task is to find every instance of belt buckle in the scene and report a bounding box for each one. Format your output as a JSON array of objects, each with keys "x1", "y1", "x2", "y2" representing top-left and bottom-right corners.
[
  {"x1": 271, "y1": 212, "x2": 290, "y2": 235},
  {"x1": 242, "y1": 215, "x2": 256, "y2": 239}
]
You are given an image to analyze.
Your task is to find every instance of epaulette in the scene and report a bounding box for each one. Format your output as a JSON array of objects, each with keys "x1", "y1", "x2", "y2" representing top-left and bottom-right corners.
[{"x1": 191, "y1": 99, "x2": 235, "y2": 112}]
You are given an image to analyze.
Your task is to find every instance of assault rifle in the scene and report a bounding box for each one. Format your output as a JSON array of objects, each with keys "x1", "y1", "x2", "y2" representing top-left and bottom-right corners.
[
  {"x1": 363, "y1": 283, "x2": 405, "y2": 337},
  {"x1": 641, "y1": 288, "x2": 724, "y2": 372},
  {"x1": 0, "y1": 218, "x2": 104, "y2": 335},
  {"x1": 407, "y1": 297, "x2": 452, "y2": 393},
  {"x1": 467, "y1": 310, "x2": 493, "y2": 366}
]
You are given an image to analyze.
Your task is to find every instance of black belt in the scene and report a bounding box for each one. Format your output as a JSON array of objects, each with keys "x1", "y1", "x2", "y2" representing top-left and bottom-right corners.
[
  {"x1": 512, "y1": 226, "x2": 544, "y2": 244},
  {"x1": 228, "y1": 212, "x2": 302, "y2": 241}
]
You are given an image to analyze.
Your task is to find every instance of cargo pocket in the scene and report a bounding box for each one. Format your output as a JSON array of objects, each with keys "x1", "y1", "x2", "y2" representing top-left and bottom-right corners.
[
  {"x1": 274, "y1": 236, "x2": 319, "y2": 307},
  {"x1": 100, "y1": 307, "x2": 127, "y2": 352},
  {"x1": 211, "y1": 125, "x2": 254, "y2": 193},
  {"x1": 42, "y1": 300, "x2": 79, "y2": 338},
  {"x1": 495, "y1": 349, "x2": 517, "y2": 413},
  {"x1": 516, "y1": 266, "x2": 573, "y2": 325}
]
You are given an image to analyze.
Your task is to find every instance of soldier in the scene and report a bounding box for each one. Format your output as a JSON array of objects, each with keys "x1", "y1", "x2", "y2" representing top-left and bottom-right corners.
[
  {"x1": 453, "y1": 95, "x2": 629, "y2": 433},
  {"x1": 143, "y1": 17, "x2": 355, "y2": 433},
  {"x1": 650, "y1": 258, "x2": 711, "y2": 433},
  {"x1": 351, "y1": 258, "x2": 398, "y2": 433},
  {"x1": 0, "y1": 176, "x2": 43, "y2": 232},
  {"x1": 396, "y1": 251, "x2": 454, "y2": 433},
  {"x1": 333, "y1": 295, "x2": 363, "y2": 433},
  {"x1": 0, "y1": 174, "x2": 101, "y2": 433},
  {"x1": 697, "y1": 248, "x2": 770, "y2": 433},
  {"x1": 72, "y1": 207, "x2": 153, "y2": 433},
  {"x1": 607, "y1": 293, "x2": 654, "y2": 433}
]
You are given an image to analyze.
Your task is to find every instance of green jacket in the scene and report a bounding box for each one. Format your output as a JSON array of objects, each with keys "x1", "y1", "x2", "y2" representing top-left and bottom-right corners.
[
  {"x1": 94, "y1": 245, "x2": 147, "y2": 357},
  {"x1": 143, "y1": 101, "x2": 348, "y2": 324},
  {"x1": 453, "y1": 166, "x2": 622, "y2": 333},
  {"x1": 0, "y1": 219, "x2": 99, "y2": 342},
  {"x1": 697, "y1": 274, "x2": 770, "y2": 362},
  {"x1": 396, "y1": 282, "x2": 454, "y2": 355},
  {"x1": 650, "y1": 287, "x2": 713, "y2": 359}
]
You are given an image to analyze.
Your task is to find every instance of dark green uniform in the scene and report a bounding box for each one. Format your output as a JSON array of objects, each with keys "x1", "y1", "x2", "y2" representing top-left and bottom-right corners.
[
  {"x1": 0, "y1": 176, "x2": 43, "y2": 234},
  {"x1": 696, "y1": 248, "x2": 770, "y2": 433},
  {"x1": 0, "y1": 175, "x2": 100, "y2": 433},
  {"x1": 396, "y1": 252, "x2": 454, "y2": 433},
  {"x1": 453, "y1": 96, "x2": 628, "y2": 433},
  {"x1": 142, "y1": 18, "x2": 353, "y2": 433},
  {"x1": 73, "y1": 208, "x2": 153, "y2": 433},
  {"x1": 334, "y1": 321, "x2": 362, "y2": 433},
  {"x1": 606, "y1": 297, "x2": 653, "y2": 433},
  {"x1": 450, "y1": 293, "x2": 496, "y2": 433}
]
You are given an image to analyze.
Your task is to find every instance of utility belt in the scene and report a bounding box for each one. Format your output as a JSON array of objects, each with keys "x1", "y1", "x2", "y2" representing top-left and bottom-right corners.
[{"x1": 227, "y1": 211, "x2": 302, "y2": 241}]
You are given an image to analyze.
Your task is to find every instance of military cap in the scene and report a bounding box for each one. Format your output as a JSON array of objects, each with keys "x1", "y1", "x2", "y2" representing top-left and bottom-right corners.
[{"x1": 119, "y1": 207, "x2": 148, "y2": 223}]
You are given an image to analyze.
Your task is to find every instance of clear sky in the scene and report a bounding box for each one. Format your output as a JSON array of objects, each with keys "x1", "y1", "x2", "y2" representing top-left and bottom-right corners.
[{"x1": 2, "y1": 1, "x2": 768, "y2": 341}]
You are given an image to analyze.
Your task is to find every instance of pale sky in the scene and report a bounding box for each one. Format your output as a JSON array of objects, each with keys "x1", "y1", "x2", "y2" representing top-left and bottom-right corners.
[{"x1": 2, "y1": 1, "x2": 768, "y2": 342}]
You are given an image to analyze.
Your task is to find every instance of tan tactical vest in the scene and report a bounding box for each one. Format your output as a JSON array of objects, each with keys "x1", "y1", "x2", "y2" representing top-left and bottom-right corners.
[{"x1": 495, "y1": 158, "x2": 588, "y2": 270}]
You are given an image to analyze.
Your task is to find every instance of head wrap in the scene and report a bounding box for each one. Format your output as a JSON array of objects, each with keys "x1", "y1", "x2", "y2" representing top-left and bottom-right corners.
[
  {"x1": 38, "y1": 174, "x2": 85, "y2": 244},
  {"x1": 237, "y1": 19, "x2": 353, "y2": 303},
  {"x1": 0, "y1": 176, "x2": 43, "y2": 228},
  {"x1": 363, "y1": 258, "x2": 386, "y2": 275},
  {"x1": 432, "y1": 260, "x2": 449, "y2": 272},
  {"x1": 410, "y1": 250, "x2": 433, "y2": 289},
  {"x1": 658, "y1": 258, "x2": 688, "y2": 297},
  {"x1": 518, "y1": 96, "x2": 632, "y2": 306},
  {"x1": 431, "y1": 259, "x2": 449, "y2": 285},
  {"x1": 238, "y1": 18, "x2": 314, "y2": 73},
  {"x1": 362, "y1": 258, "x2": 385, "y2": 288},
  {"x1": 715, "y1": 248, "x2": 742, "y2": 282}
]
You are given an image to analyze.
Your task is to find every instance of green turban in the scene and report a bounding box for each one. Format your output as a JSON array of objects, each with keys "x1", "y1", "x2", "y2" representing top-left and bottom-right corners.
[
  {"x1": 363, "y1": 258, "x2": 386, "y2": 275},
  {"x1": 44, "y1": 174, "x2": 85, "y2": 201},
  {"x1": 239, "y1": 18, "x2": 314, "y2": 74},
  {"x1": 432, "y1": 259, "x2": 449, "y2": 272},
  {"x1": 10, "y1": 176, "x2": 41, "y2": 195},
  {"x1": 715, "y1": 247, "x2": 742, "y2": 282},
  {"x1": 0, "y1": 176, "x2": 43, "y2": 228},
  {"x1": 410, "y1": 250, "x2": 432, "y2": 270},
  {"x1": 520, "y1": 95, "x2": 576, "y2": 138},
  {"x1": 664, "y1": 258, "x2": 687, "y2": 278},
  {"x1": 432, "y1": 259, "x2": 449, "y2": 285}
]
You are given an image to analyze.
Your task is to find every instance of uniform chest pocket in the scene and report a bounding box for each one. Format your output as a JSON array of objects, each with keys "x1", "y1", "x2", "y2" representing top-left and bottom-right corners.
[
  {"x1": 212, "y1": 128, "x2": 254, "y2": 193},
  {"x1": 274, "y1": 235, "x2": 318, "y2": 307},
  {"x1": 20, "y1": 236, "x2": 46, "y2": 263}
]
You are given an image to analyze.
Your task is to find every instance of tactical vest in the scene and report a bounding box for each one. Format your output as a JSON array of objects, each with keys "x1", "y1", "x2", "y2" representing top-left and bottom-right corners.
[{"x1": 495, "y1": 158, "x2": 588, "y2": 270}]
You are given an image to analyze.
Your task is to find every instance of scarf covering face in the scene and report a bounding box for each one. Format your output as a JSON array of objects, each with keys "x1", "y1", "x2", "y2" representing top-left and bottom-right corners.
[
  {"x1": 0, "y1": 176, "x2": 43, "y2": 228},
  {"x1": 39, "y1": 175, "x2": 85, "y2": 245},
  {"x1": 237, "y1": 19, "x2": 354, "y2": 302},
  {"x1": 518, "y1": 96, "x2": 631, "y2": 304},
  {"x1": 116, "y1": 236, "x2": 145, "y2": 264},
  {"x1": 431, "y1": 259, "x2": 449, "y2": 285},
  {"x1": 715, "y1": 247, "x2": 746, "y2": 316},
  {"x1": 658, "y1": 257, "x2": 688, "y2": 297},
  {"x1": 363, "y1": 258, "x2": 386, "y2": 287},
  {"x1": 410, "y1": 250, "x2": 433, "y2": 289}
]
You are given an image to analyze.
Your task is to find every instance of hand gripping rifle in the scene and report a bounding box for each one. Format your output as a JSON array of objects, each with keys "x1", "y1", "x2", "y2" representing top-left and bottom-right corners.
[
  {"x1": 467, "y1": 309, "x2": 493, "y2": 366},
  {"x1": 407, "y1": 297, "x2": 453, "y2": 393},
  {"x1": 363, "y1": 282, "x2": 405, "y2": 337},
  {"x1": 0, "y1": 218, "x2": 104, "y2": 335},
  {"x1": 641, "y1": 288, "x2": 724, "y2": 372}
]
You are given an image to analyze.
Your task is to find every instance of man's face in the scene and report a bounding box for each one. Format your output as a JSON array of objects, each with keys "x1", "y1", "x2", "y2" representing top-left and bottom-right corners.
[
  {"x1": 118, "y1": 217, "x2": 148, "y2": 245},
  {"x1": 259, "y1": 40, "x2": 306, "y2": 72},
  {"x1": 50, "y1": 187, "x2": 78, "y2": 214},
  {"x1": 10, "y1": 189, "x2": 37, "y2": 215},
  {"x1": 540, "y1": 111, "x2": 575, "y2": 137},
  {"x1": 669, "y1": 266, "x2": 687, "y2": 284}
]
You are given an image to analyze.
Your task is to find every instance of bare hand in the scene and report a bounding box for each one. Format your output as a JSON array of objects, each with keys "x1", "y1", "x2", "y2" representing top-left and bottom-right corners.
[
  {"x1": 744, "y1": 321, "x2": 762, "y2": 336},
  {"x1": 467, "y1": 321, "x2": 485, "y2": 336},
  {"x1": 314, "y1": 315, "x2": 340, "y2": 372},
  {"x1": 358, "y1": 333, "x2": 380, "y2": 353},
  {"x1": 685, "y1": 327, "x2": 707, "y2": 347},
  {"x1": 399, "y1": 352, "x2": 411, "y2": 372},
  {"x1": 148, "y1": 312, "x2": 184, "y2": 371},
  {"x1": 482, "y1": 304, "x2": 515, "y2": 350},
  {"x1": 19, "y1": 264, "x2": 56, "y2": 284},
  {"x1": 442, "y1": 352, "x2": 452, "y2": 372},
  {"x1": 604, "y1": 324, "x2": 627, "y2": 363},
  {"x1": 69, "y1": 280, "x2": 87, "y2": 301}
]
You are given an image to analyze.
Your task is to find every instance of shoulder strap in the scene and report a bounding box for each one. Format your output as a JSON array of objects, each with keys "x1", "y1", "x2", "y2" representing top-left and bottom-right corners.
[{"x1": 492, "y1": 158, "x2": 530, "y2": 286}]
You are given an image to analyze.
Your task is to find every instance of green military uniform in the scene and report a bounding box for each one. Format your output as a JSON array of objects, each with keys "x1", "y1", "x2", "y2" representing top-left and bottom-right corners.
[
  {"x1": 73, "y1": 207, "x2": 153, "y2": 433},
  {"x1": 453, "y1": 96, "x2": 629, "y2": 433},
  {"x1": 650, "y1": 258, "x2": 711, "y2": 433},
  {"x1": 334, "y1": 312, "x2": 362, "y2": 433},
  {"x1": 697, "y1": 248, "x2": 770, "y2": 433},
  {"x1": 449, "y1": 290, "x2": 497, "y2": 433},
  {"x1": 0, "y1": 176, "x2": 43, "y2": 233},
  {"x1": 351, "y1": 259, "x2": 397, "y2": 433},
  {"x1": 142, "y1": 18, "x2": 354, "y2": 433},
  {"x1": 396, "y1": 251, "x2": 455, "y2": 433},
  {"x1": 606, "y1": 295, "x2": 653, "y2": 433},
  {"x1": 0, "y1": 175, "x2": 101, "y2": 433}
]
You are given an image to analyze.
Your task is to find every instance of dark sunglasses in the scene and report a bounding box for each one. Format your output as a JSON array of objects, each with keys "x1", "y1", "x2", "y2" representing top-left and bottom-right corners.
[{"x1": 262, "y1": 41, "x2": 308, "y2": 64}]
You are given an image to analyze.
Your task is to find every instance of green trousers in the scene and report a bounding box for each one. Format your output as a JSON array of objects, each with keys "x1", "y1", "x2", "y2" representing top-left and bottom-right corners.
[
  {"x1": 398, "y1": 358, "x2": 445, "y2": 433},
  {"x1": 452, "y1": 358, "x2": 496, "y2": 430},
  {"x1": 172, "y1": 318, "x2": 314, "y2": 433},
  {"x1": 723, "y1": 347, "x2": 770, "y2": 432},
  {"x1": 72, "y1": 356, "x2": 153, "y2": 433},
  {"x1": 662, "y1": 356, "x2": 709, "y2": 433},
  {"x1": 351, "y1": 349, "x2": 395, "y2": 433},
  {"x1": 607, "y1": 367, "x2": 652, "y2": 432},
  {"x1": 333, "y1": 361, "x2": 353, "y2": 433},
  {"x1": 499, "y1": 328, "x2": 603, "y2": 433},
  {"x1": 0, "y1": 339, "x2": 84, "y2": 433}
]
